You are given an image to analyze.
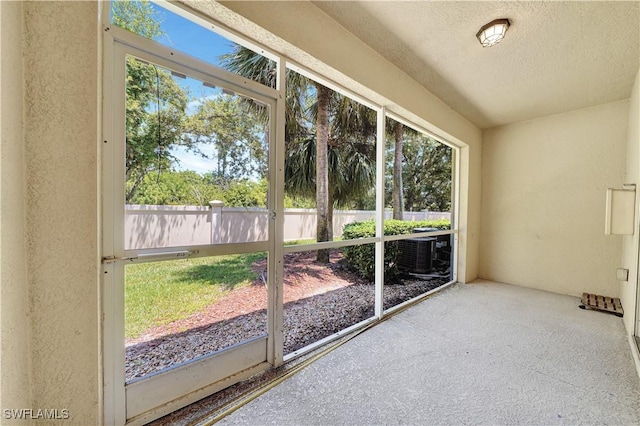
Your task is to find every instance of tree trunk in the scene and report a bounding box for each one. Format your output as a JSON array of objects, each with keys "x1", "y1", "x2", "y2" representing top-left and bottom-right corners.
[
  {"x1": 392, "y1": 121, "x2": 404, "y2": 220},
  {"x1": 327, "y1": 185, "x2": 334, "y2": 242},
  {"x1": 125, "y1": 170, "x2": 146, "y2": 203},
  {"x1": 315, "y1": 83, "x2": 331, "y2": 263}
]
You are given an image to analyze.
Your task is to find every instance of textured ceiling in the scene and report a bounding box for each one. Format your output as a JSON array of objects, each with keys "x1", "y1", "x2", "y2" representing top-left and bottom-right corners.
[{"x1": 313, "y1": 1, "x2": 640, "y2": 129}]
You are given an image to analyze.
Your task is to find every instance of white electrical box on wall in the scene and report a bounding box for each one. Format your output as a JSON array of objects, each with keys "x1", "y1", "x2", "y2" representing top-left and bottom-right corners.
[
  {"x1": 605, "y1": 186, "x2": 636, "y2": 235},
  {"x1": 616, "y1": 268, "x2": 629, "y2": 281}
]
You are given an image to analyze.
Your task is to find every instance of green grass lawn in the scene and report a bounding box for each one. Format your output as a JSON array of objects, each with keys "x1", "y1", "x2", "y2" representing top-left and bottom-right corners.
[{"x1": 125, "y1": 252, "x2": 265, "y2": 339}]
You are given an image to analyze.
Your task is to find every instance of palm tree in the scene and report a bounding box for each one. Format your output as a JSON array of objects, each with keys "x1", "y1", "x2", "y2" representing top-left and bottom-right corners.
[
  {"x1": 391, "y1": 120, "x2": 404, "y2": 220},
  {"x1": 314, "y1": 84, "x2": 331, "y2": 261},
  {"x1": 221, "y1": 45, "x2": 376, "y2": 262},
  {"x1": 284, "y1": 134, "x2": 376, "y2": 238}
]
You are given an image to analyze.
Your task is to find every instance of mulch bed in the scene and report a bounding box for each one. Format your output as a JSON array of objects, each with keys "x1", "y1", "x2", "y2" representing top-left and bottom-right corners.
[{"x1": 125, "y1": 250, "x2": 449, "y2": 382}]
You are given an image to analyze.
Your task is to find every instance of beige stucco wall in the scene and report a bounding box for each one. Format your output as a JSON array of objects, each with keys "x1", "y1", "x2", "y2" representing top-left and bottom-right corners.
[
  {"x1": 23, "y1": 1, "x2": 101, "y2": 424},
  {"x1": 184, "y1": 0, "x2": 483, "y2": 283},
  {"x1": 620, "y1": 68, "x2": 640, "y2": 334},
  {"x1": 480, "y1": 100, "x2": 629, "y2": 297},
  {"x1": 0, "y1": 1, "x2": 31, "y2": 420}
]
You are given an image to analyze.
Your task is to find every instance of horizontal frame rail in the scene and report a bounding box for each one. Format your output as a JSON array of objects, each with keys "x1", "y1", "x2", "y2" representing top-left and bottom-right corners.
[
  {"x1": 283, "y1": 237, "x2": 379, "y2": 253},
  {"x1": 383, "y1": 229, "x2": 456, "y2": 242}
]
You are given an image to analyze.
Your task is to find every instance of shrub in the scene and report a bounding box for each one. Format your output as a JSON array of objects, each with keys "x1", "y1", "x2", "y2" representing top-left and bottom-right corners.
[{"x1": 342, "y1": 219, "x2": 450, "y2": 283}]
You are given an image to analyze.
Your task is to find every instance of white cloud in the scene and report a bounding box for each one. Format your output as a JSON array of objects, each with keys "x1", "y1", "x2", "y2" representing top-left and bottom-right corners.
[
  {"x1": 170, "y1": 145, "x2": 216, "y2": 174},
  {"x1": 186, "y1": 93, "x2": 220, "y2": 115}
]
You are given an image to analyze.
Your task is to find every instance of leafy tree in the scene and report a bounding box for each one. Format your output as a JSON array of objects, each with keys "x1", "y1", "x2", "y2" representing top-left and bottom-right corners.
[
  {"x1": 129, "y1": 170, "x2": 269, "y2": 207},
  {"x1": 112, "y1": 0, "x2": 162, "y2": 39},
  {"x1": 113, "y1": 0, "x2": 189, "y2": 202},
  {"x1": 222, "y1": 179, "x2": 268, "y2": 208},
  {"x1": 129, "y1": 171, "x2": 217, "y2": 205},
  {"x1": 385, "y1": 130, "x2": 452, "y2": 213},
  {"x1": 186, "y1": 95, "x2": 267, "y2": 184},
  {"x1": 402, "y1": 134, "x2": 452, "y2": 212},
  {"x1": 124, "y1": 62, "x2": 188, "y2": 201}
]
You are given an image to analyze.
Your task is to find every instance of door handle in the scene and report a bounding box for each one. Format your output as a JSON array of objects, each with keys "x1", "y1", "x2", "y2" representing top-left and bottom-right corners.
[{"x1": 102, "y1": 250, "x2": 199, "y2": 264}]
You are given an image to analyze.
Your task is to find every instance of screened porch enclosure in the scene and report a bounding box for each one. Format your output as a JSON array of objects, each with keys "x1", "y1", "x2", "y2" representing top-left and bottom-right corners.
[{"x1": 103, "y1": 2, "x2": 460, "y2": 423}]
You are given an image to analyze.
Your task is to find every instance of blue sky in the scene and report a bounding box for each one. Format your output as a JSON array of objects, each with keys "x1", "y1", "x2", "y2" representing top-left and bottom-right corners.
[
  {"x1": 152, "y1": 3, "x2": 235, "y2": 175},
  {"x1": 153, "y1": 3, "x2": 232, "y2": 67}
]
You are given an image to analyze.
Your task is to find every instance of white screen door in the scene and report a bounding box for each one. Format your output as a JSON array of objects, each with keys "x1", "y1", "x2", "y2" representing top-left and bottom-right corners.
[{"x1": 103, "y1": 36, "x2": 281, "y2": 423}]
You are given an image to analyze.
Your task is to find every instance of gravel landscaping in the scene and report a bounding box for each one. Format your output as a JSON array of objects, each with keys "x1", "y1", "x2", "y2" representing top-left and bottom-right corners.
[{"x1": 126, "y1": 251, "x2": 449, "y2": 382}]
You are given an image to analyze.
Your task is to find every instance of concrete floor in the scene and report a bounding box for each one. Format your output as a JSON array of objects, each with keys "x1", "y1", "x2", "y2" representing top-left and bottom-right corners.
[{"x1": 218, "y1": 280, "x2": 640, "y2": 425}]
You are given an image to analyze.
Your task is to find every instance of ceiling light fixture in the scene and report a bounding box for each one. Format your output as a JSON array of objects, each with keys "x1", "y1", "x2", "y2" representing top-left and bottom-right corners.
[{"x1": 476, "y1": 19, "x2": 510, "y2": 47}]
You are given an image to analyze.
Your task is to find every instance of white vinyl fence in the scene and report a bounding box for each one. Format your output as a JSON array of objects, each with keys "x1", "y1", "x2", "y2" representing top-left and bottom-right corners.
[{"x1": 125, "y1": 201, "x2": 450, "y2": 250}]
